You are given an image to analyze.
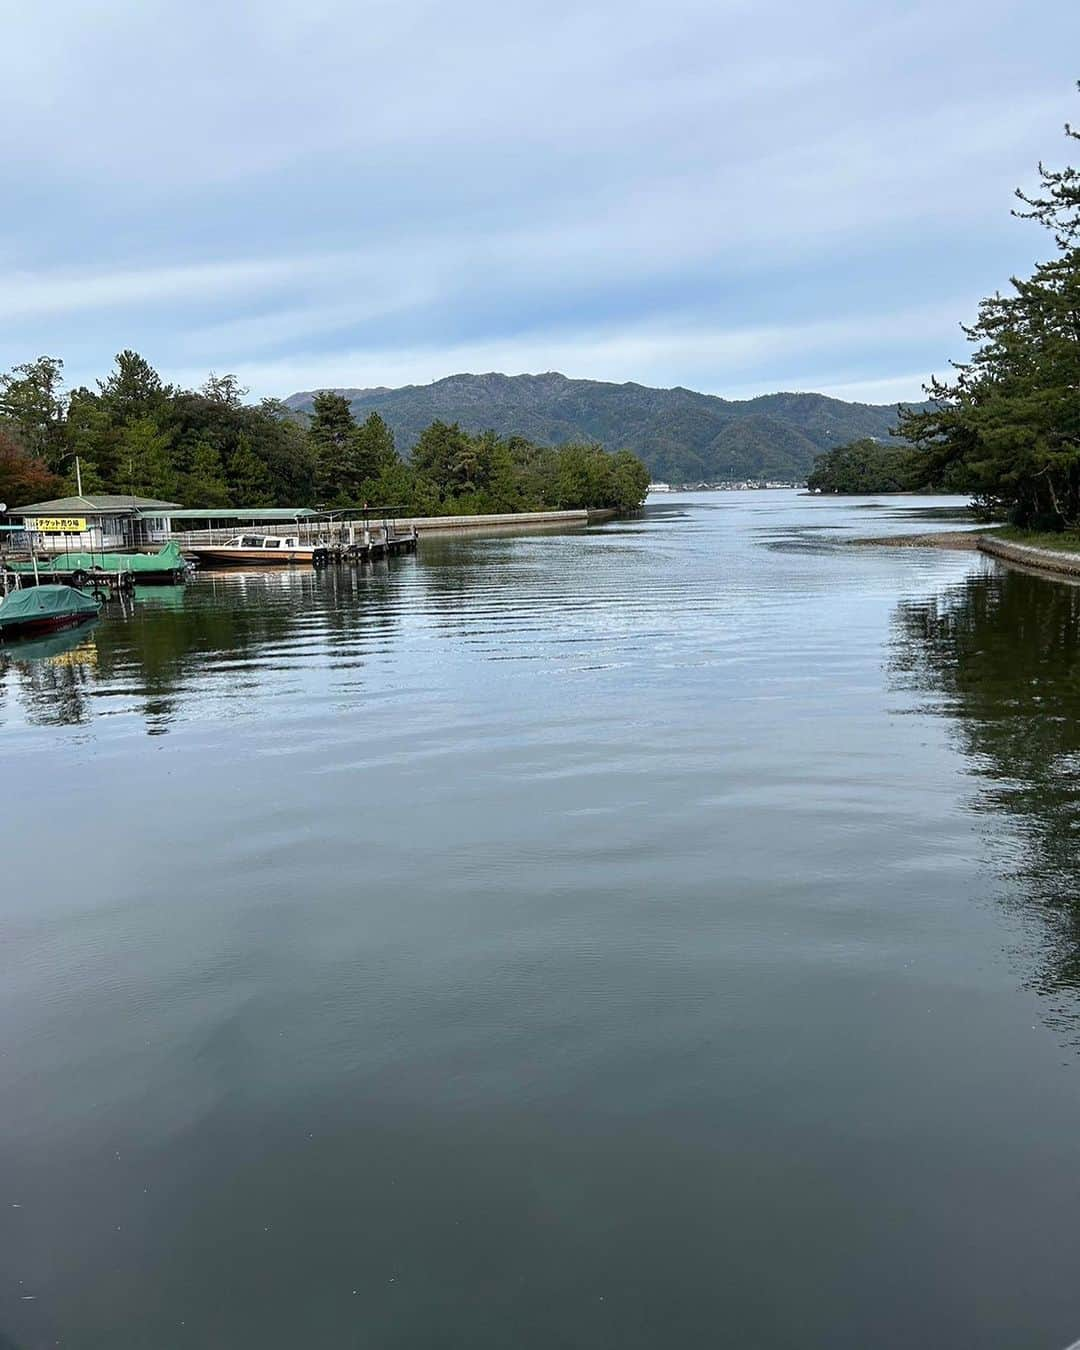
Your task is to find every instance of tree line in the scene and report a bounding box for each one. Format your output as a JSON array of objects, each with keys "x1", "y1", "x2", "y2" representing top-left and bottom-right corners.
[
  {"x1": 806, "y1": 437, "x2": 972, "y2": 494},
  {"x1": 892, "y1": 88, "x2": 1080, "y2": 528},
  {"x1": 0, "y1": 353, "x2": 650, "y2": 515}
]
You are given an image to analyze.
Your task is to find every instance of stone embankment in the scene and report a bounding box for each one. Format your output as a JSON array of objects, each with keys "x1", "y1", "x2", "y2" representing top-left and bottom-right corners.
[
  {"x1": 856, "y1": 529, "x2": 1080, "y2": 578},
  {"x1": 397, "y1": 508, "x2": 616, "y2": 533},
  {"x1": 976, "y1": 534, "x2": 1080, "y2": 577}
]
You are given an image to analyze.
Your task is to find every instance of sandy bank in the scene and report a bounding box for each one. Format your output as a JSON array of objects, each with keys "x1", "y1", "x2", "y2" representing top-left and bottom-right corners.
[{"x1": 850, "y1": 530, "x2": 981, "y2": 550}]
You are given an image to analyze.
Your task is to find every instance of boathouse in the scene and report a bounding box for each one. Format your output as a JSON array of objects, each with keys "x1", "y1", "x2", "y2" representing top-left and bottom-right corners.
[{"x1": 4, "y1": 495, "x2": 182, "y2": 553}]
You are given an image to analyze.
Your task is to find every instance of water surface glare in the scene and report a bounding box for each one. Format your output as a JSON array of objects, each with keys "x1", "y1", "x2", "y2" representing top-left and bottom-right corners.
[{"x1": 3, "y1": 491, "x2": 1080, "y2": 1349}]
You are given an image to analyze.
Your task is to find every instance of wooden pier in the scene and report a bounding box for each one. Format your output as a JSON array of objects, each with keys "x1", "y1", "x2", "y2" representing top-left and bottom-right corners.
[{"x1": 312, "y1": 521, "x2": 418, "y2": 566}]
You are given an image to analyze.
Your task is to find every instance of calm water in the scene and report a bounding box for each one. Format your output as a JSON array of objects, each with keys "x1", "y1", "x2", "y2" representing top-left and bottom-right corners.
[{"x1": 3, "y1": 490, "x2": 1080, "y2": 1349}]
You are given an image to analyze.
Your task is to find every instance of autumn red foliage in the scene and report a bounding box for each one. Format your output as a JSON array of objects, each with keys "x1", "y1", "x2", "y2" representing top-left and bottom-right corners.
[{"x1": 0, "y1": 428, "x2": 63, "y2": 508}]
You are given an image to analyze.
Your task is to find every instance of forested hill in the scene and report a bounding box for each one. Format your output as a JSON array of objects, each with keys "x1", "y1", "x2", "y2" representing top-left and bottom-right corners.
[{"x1": 284, "y1": 373, "x2": 920, "y2": 482}]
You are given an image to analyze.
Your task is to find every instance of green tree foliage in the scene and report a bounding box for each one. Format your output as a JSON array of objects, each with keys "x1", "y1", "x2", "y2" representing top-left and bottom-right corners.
[
  {"x1": 309, "y1": 391, "x2": 360, "y2": 504},
  {"x1": 289, "y1": 372, "x2": 922, "y2": 484},
  {"x1": 119, "y1": 416, "x2": 175, "y2": 498},
  {"x1": 548, "y1": 440, "x2": 649, "y2": 510},
  {"x1": 608, "y1": 449, "x2": 652, "y2": 511},
  {"x1": 899, "y1": 97, "x2": 1080, "y2": 527},
  {"x1": 183, "y1": 441, "x2": 231, "y2": 507},
  {"x1": 353, "y1": 411, "x2": 398, "y2": 488},
  {"x1": 808, "y1": 438, "x2": 922, "y2": 493},
  {"x1": 228, "y1": 435, "x2": 274, "y2": 506},
  {"x1": 99, "y1": 349, "x2": 172, "y2": 423},
  {"x1": 410, "y1": 420, "x2": 473, "y2": 499},
  {"x1": 65, "y1": 388, "x2": 118, "y2": 492},
  {"x1": 202, "y1": 372, "x2": 247, "y2": 408},
  {"x1": 0, "y1": 356, "x2": 67, "y2": 465},
  {"x1": 0, "y1": 352, "x2": 651, "y2": 516}
]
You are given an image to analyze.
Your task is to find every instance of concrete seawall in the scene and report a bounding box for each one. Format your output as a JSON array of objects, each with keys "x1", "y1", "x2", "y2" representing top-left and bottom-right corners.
[
  {"x1": 978, "y1": 535, "x2": 1080, "y2": 578},
  {"x1": 400, "y1": 507, "x2": 616, "y2": 534},
  {"x1": 169, "y1": 507, "x2": 620, "y2": 550}
]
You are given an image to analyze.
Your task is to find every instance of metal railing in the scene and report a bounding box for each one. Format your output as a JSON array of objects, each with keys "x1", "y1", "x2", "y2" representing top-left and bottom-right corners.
[{"x1": 171, "y1": 520, "x2": 417, "y2": 549}]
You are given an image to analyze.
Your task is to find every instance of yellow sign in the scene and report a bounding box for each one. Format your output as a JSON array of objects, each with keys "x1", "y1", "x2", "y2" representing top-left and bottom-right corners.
[{"x1": 37, "y1": 517, "x2": 87, "y2": 533}]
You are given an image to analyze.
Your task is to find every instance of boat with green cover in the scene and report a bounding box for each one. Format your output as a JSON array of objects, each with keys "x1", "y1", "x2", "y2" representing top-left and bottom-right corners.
[
  {"x1": 0, "y1": 585, "x2": 100, "y2": 641},
  {"x1": 6, "y1": 541, "x2": 187, "y2": 584}
]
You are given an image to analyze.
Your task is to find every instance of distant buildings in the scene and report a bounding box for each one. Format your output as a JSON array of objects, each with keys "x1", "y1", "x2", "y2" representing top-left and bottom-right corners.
[{"x1": 647, "y1": 480, "x2": 804, "y2": 494}]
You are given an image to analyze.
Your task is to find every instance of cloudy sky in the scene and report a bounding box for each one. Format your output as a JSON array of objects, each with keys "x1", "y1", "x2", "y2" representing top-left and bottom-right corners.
[{"x1": 3, "y1": 0, "x2": 1077, "y2": 404}]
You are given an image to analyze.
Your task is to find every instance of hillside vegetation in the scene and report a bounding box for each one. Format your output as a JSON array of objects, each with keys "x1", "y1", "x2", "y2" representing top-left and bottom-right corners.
[
  {"x1": 0, "y1": 357, "x2": 650, "y2": 515},
  {"x1": 286, "y1": 374, "x2": 920, "y2": 483},
  {"x1": 807, "y1": 437, "x2": 973, "y2": 494}
]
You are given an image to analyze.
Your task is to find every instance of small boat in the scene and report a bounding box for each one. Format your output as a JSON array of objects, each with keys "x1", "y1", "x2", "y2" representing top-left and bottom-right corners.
[
  {"x1": 184, "y1": 533, "x2": 321, "y2": 567},
  {"x1": 0, "y1": 585, "x2": 100, "y2": 641}
]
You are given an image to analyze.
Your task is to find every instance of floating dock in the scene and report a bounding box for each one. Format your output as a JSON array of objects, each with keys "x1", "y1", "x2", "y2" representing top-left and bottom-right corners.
[
  {"x1": 1, "y1": 541, "x2": 187, "y2": 589},
  {"x1": 173, "y1": 521, "x2": 418, "y2": 567},
  {"x1": 1, "y1": 564, "x2": 135, "y2": 600},
  {"x1": 313, "y1": 522, "x2": 418, "y2": 565}
]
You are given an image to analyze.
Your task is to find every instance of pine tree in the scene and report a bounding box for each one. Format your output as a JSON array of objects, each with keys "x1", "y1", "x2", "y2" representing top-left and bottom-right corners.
[
  {"x1": 98, "y1": 350, "x2": 171, "y2": 422},
  {"x1": 227, "y1": 435, "x2": 274, "y2": 506},
  {"x1": 353, "y1": 411, "x2": 398, "y2": 489},
  {"x1": 411, "y1": 421, "x2": 473, "y2": 500},
  {"x1": 66, "y1": 388, "x2": 120, "y2": 492},
  {"x1": 309, "y1": 391, "x2": 358, "y2": 503},
  {"x1": 202, "y1": 372, "x2": 247, "y2": 408},
  {"x1": 119, "y1": 416, "x2": 175, "y2": 499},
  {"x1": 900, "y1": 96, "x2": 1080, "y2": 527},
  {"x1": 183, "y1": 440, "x2": 231, "y2": 507}
]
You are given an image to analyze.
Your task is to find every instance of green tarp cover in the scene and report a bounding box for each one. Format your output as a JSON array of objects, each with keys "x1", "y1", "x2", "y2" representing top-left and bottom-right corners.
[
  {"x1": 0, "y1": 585, "x2": 99, "y2": 629},
  {"x1": 9, "y1": 541, "x2": 185, "y2": 574}
]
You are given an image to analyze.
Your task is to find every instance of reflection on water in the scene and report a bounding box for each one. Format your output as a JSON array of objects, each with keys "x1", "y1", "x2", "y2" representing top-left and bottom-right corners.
[
  {"x1": 4, "y1": 494, "x2": 1080, "y2": 1350},
  {"x1": 0, "y1": 625, "x2": 100, "y2": 727},
  {"x1": 0, "y1": 564, "x2": 411, "y2": 734},
  {"x1": 893, "y1": 566, "x2": 1080, "y2": 1027}
]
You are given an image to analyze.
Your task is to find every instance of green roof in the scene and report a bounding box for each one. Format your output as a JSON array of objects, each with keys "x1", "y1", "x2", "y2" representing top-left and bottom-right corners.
[
  {"x1": 6, "y1": 495, "x2": 182, "y2": 516},
  {"x1": 167, "y1": 508, "x2": 318, "y2": 520}
]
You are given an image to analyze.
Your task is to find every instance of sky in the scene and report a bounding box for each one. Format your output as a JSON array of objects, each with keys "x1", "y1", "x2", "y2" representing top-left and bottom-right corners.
[{"x1": 2, "y1": 0, "x2": 1078, "y2": 406}]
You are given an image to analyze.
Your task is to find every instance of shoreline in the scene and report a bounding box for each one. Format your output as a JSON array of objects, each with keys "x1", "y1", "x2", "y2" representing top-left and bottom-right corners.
[
  {"x1": 976, "y1": 534, "x2": 1080, "y2": 578},
  {"x1": 166, "y1": 507, "x2": 620, "y2": 551},
  {"x1": 854, "y1": 529, "x2": 1080, "y2": 578},
  {"x1": 396, "y1": 507, "x2": 618, "y2": 534},
  {"x1": 850, "y1": 530, "x2": 981, "y2": 550}
]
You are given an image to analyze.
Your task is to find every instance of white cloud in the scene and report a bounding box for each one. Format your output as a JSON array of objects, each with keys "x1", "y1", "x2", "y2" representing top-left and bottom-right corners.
[
  {"x1": 155, "y1": 303, "x2": 964, "y2": 402},
  {"x1": 729, "y1": 372, "x2": 934, "y2": 405},
  {"x1": 0, "y1": 0, "x2": 1076, "y2": 403}
]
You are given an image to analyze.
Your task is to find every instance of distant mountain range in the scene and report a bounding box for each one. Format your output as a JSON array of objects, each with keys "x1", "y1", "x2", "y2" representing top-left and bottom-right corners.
[{"x1": 284, "y1": 372, "x2": 923, "y2": 482}]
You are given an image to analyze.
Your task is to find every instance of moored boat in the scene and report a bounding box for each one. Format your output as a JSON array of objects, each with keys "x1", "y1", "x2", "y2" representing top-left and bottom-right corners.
[
  {"x1": 5, "y1": 541, "x2": 188, "y2": 585},
  {"x1": 184, "y1": 533, "x2": 322, "y2": 566},
  {"x1": 0, "y1": 585, "x2": 100, "y2": 641}
]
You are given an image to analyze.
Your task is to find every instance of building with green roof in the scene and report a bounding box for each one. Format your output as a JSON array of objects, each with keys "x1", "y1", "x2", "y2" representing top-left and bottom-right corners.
[{"x1": 5, "y1": 494, "x2": 183, "y2": 553}]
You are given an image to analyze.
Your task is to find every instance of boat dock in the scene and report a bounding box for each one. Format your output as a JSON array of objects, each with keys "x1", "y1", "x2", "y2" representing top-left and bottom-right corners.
[
  {"x1": 1, "y1": 563, "x2": 136, "y2": 600},
  {"x1": 172, "y1": 519, "x2": 419, "y2": 565}
]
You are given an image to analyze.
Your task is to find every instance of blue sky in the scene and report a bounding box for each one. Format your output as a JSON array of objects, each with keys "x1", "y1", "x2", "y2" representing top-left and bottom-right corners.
[{"x1": 3, "y1": 0, "x2": 1078, "y2": 404}]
